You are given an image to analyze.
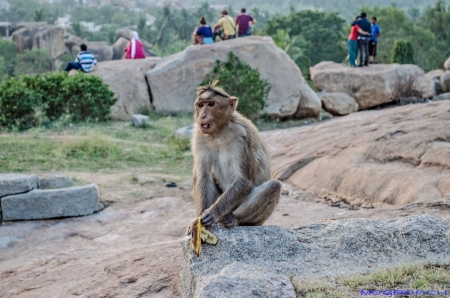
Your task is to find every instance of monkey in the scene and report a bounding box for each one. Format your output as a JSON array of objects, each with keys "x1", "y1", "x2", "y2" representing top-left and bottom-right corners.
[{"x1": 189, "y1": 79, "x2": 281, "y2": 231}]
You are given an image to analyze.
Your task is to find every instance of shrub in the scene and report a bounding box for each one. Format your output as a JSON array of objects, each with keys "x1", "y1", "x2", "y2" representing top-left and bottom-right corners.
[
  {"x1": 14, "y1": 49, "x2": 53, "y2": 76},
  {"x1": 0, "y1": 72, "x2": 116, "y2": 129},
  {"x1": 390, "y1": 40, "x2": 415, "y2": 64},
  {"x1": 200, "y1": 52, "x2": 271, "y2": 120}
]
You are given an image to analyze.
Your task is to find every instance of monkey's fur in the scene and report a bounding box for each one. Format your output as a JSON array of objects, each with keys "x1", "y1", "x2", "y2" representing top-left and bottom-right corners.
[{"x1": 191, "y1": 80, "x2": 281, "y2": 229}]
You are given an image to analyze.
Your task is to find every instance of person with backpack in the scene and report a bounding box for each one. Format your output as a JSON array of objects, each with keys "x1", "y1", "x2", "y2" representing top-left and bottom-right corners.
[
  {"x1": 235, "y1": 8, "x2": 256, "y2": 37},
  {"x1": 64, "y1": 44, "x2": 97, "y2": 73},
  {"x1": 213, "y1": 9, "x2": 236, "y2": 40},
  {"x1": 192, "y1": 17, "x2": 214, "y2": 45}
]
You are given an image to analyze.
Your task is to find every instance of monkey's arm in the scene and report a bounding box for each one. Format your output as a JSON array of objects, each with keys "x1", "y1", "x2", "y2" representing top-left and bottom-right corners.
[
  {"x1": 193, "y1": 167, "x2": 219, "y2": 217},
  {"x1": 201, "y1": 176, "x2": 252, "y2": 226}
]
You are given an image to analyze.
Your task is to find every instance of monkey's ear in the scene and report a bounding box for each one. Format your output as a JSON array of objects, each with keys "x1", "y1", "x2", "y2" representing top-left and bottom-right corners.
[{"x1": 230, "y1": 97, "x2": 238, "y2": 111}]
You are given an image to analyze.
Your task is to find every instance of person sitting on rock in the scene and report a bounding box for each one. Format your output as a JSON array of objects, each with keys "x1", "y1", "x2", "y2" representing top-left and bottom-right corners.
[
  {"x1": 235, "y1": 8, "x2": 256, "y2": 37},
  {"x1": 125, "y1": 31, "x2": 146, "y2": 59},
  {"x1": 192, "y1": 17, "x2": 214, "y2": 45},
  {"x1": 64, "y1": 44, "x2": 98, "y2": 73},
  {"x1": 213, "y1": 9, "x2": 236, "y2": 41}
]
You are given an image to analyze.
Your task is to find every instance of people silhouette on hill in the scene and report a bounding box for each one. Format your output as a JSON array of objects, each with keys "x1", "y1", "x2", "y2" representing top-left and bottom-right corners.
[
  {"x1": 64, "y1": 44, "x2": 97, "y2": 73},
  {"x1": 348, "y1": 15, "x2": 369, "y2": 67},
  {"x1": 213, "y1": 9, "x2": 236, "y2": 41},
  {"x1": 369, "y1": 16, "x2": 381, "y2": 64},
  {"x1": 352, "y1": 12, "x2": 372, "y2": 67},
  {"x1": 235, "y1": 8, "x2": 256, "y2": 37}
]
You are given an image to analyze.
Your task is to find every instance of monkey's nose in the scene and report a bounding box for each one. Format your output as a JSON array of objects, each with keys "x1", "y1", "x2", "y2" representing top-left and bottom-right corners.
[{"x1": 201, "y1": 113, "x2": 206, "y2": 118}]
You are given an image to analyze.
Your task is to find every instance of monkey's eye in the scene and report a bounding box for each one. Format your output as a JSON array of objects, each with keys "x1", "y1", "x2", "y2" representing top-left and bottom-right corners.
[
  {"x1": 198, "y1": 103, "x2": 204, "y2": 108},
  {"x1": 207, "y1": 102, "x2": 215, "y2": 107}
]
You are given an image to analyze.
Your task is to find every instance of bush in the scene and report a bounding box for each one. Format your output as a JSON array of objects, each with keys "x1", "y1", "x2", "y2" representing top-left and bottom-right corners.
[
  {"x1": 390, "y1": 40, "x2": 415, "y2": 64},
  {"x1": 14, "y1": 49, "x2": 53, "y2": 76},
  {"x1": 200, "y1": 52, "x2": 271, "y2": 120},
  {"x1": 0, "y1": 72, "x2": 116, "y2": 129}
]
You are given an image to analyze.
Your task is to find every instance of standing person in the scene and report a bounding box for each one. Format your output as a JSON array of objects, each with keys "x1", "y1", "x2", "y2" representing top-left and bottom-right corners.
[
  {"x1": 369, "y1": 17, "x2": 381, "y2": 64},
  {"x1": 64, "y1": 44, "x2": 97, "y2": 73},
  {"x1": 235, "y1": 8, "x2": 256, "y2": 37},
  {"x1": 352, "y1": 12, "x2": 371, "y2": 67},
  {"x1": 348, "y1": 16, "x2": 369, "y2": 67},
  {"x1": 213, "y1": 9, "x2": 236, "y2": 40},
  {"x1": 192, "y1": 17, "x2": 214, "y2": 45},
  {"x1": 125, "y1": 31, "x2": 146, "y2": 59}
]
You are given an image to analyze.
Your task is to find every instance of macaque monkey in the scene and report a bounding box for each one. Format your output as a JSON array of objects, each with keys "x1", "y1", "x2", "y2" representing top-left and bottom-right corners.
[{"x1": 190, "y1": 80, "x2": 281, "y2": 230}]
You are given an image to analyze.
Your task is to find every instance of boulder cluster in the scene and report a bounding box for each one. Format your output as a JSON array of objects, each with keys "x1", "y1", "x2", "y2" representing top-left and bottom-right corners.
[{"x1": 0, "y1": 174, "x2": 103, "y2": 221}]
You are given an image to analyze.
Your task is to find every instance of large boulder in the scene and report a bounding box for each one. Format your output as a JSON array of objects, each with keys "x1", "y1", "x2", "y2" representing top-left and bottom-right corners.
[
  {"x1": 320, "y1": 92, "x2": 359, "y2": 116},
  {"x1": 181, "y1": 216, "x2": 450, "y2": 298},
  {"x1": 146, "y1": 36, "x2": 321, "y2": 119},
  {"x1": 310, "y1": 62, "x2": 424, "y2": 110},
  {"x1": 112, "y1": 37, "x2": 128, "y2": 60},
  {"x1": 261, "y1": 101, "x2": 450, "y2": 207},
  {"x1": 411, "y1": 69, "x2": 444, "y2": 99},
  {"x1": 445, "y1": 56, "x2": 450, "y2": 71},
  {"x1": 90, "y1": 58, "x2": 160, "y2": 120},
  {"x1": 440, "y1": 71, "x2": 450, "y2": 93},
  {"x1": 12, "y1": 24, "x2": 65, "y2": 59}
]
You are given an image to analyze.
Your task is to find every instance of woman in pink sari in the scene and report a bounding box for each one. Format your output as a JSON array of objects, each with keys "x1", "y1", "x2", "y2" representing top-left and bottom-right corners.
[{"x1": 125, "y1": 31, "x2": 146, "y2": 59}]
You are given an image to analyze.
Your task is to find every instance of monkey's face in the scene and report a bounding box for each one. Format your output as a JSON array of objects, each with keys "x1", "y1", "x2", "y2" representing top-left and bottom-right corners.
[{"x1": 194, "y1": 94, "x2": 237, "y2": 135}]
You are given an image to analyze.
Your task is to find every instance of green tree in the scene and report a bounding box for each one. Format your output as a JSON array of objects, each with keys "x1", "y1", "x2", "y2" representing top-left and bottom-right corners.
[
  {"x1": 194, "y1": 1, "x2": 216, "y2": 23},
  {"x1": 390, "y1": 40, "x2": 415, "y2": 64},
  {"x1": 32, "y1": 8, "x2": 47, "y2": 22},
  {"x1": 153, "y1": 6, "x2": 177, "y2": 54},
  {"x1": 200, "y1": 52, "x2": 271, "y2": 120},
  {"x1": 265, "y1": 10, "x2": 346, "y2": 66},
  {"x1": 0, "y1": 40, "x2": 17, "y2": 77},
  {"x1": 272, "y1": 29, "x2": 311, "y2": 75},
  {"x1": 176, "y1": 9, "x2": 196, "y2": 41}
]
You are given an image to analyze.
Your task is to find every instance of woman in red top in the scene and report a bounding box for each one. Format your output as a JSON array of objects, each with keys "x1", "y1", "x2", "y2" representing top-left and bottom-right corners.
[
  {"x1": 125, "y1": 31, "x2": 146, "y2": 59},
  {"x1": 348, "y1": 16, "x2": 368, "y2": 67}
]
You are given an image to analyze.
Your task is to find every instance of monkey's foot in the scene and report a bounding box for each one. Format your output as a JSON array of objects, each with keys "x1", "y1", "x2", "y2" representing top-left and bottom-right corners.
[{"x1": 220, "y1": 213, "x2": 238, "y2": 228}]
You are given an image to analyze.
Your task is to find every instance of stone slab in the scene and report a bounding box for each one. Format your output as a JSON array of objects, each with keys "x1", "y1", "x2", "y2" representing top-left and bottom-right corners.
[
  {"x1": 132, "y1": 114, "x2": 150, "y2": 127},
  {"x1": 1, "y1": 184, "x2": 100, "y2": 221},
  {"x1": 0, "y1": 174, "x2": 39, "y2": 198},
  {"x1": 39, "y1": 174, "x2": 74, "y2": 189}
]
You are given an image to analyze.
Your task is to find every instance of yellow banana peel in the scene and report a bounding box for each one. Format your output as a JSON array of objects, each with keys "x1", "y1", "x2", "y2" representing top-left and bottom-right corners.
[{"x1": 190, "y1": 217, "x2": 218, "y2": 257}]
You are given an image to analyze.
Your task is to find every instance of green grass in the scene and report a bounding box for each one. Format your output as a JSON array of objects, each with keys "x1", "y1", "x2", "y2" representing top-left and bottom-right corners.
[
  {"x1": 291, "y1": 262, "x2": 450, "y2": 298},
  {"x1": 0, "y1": 114, "x2": 193, "y2": 175}
]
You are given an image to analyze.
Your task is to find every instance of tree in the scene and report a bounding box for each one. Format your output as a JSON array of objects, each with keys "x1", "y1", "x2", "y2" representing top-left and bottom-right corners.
[
  {"x1": 153, "y1": 6, "x2": 176, "y2": 54},
  {"x1": 176, "y1": 9, "x2": 196, "y2": 41},
  {"x1": 32, "y1": 8, "x2": 47, "y2": 22},
  {"x1": 0, "y1": 40, "x2": 17, "y2": 77},
  {"x1": 265, "y1": 10, "x2": 346, "y2": 66},
  {"x1": 272, "y1": 29, "x2": 311, "y2": 75},
  {"x1": 200, "y1": 52, "x2": 271, "y2": 120},
  {"x1": 194, "y1": 1, "x2": 216, "y2": 23},
  {"x1": 390, "y1": 40, "x2": 414, "y2": 64},
  {"x1": 70, "y1": 22, "x2": 84, "y2": 38}
]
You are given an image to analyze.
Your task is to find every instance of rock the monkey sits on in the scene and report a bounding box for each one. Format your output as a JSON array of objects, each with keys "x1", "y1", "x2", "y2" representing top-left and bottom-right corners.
[{"x1": 191, "y1": 80, "x2": 281, "y2": 229}]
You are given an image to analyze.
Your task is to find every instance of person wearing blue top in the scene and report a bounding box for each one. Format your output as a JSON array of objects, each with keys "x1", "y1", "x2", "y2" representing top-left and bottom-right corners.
[
  {"x1": 192, "y1": 17, "x2": 214, "y2": 45},
  {"x1": 64, "y1": 44, "x2": 98, "y2": 73},
  {"x1": 369, "y1": 17, "x2": 381, "y2": 64}
]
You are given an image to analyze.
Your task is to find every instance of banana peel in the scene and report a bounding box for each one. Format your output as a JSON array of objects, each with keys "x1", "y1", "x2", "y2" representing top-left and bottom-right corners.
[{"x1": 190, "y1": 217, "x2": 218, "y2": 257}]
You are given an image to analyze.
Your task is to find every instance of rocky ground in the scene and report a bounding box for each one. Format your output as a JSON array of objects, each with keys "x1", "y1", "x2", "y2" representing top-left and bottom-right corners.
[
  {"x1": 1, "y1": 176, "x2": 449, "y2": 298},
  {"x1": 1, "y1": 101, "x2": 450, "y2": 297}
]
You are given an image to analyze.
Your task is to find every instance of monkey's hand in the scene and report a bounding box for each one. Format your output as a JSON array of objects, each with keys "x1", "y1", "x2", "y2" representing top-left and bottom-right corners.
[
  {"x1": 201, "y1": 209, "x2": 219, "y2": 227},
  {"x1": 220, "y1": 213, "x2": 238, "y2": 228}
]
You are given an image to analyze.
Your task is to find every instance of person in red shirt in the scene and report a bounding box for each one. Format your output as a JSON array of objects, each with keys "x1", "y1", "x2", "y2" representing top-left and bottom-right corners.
[
  {"x1": 348, "y1": 16, "x2": 369, "y2": 67},
  {"x1": 235, "y1": 8, "x2": 256, "y2": 37}
]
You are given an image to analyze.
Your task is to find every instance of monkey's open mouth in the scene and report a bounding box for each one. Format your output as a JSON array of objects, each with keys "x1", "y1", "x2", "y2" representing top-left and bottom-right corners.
[{"x1": 201, "y1": 124, "x2": 212, "y2": 129}]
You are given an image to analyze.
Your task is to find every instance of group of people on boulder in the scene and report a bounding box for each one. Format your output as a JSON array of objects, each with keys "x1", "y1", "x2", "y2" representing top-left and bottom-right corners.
[
  {"x1": 65, "y1": 31, "x2": 145, "y2": 73},
  {"x1": 348, "y1": 12, "x2": 381, "y2": 67},
  {"x1": 192, "y1": 7, "x2": 256, "y2": 45},
  {"x1": 65, "y1": 8, "x2": 256, "y2": 73}
]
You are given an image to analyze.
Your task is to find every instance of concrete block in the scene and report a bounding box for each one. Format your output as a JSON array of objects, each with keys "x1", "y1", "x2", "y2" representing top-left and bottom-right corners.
[
  {"x1": 132, "y1": 114, "x2": 149, "y2": 127},
  {"x1": 39, "y1": 173, "x2": 74, "y2": 189},
  {"x1": 1, "y1": 184, "x2": 100, "y2": 221},
  {"x1": 0, "y1": 174, "x2": 39, "y2": 198}
]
